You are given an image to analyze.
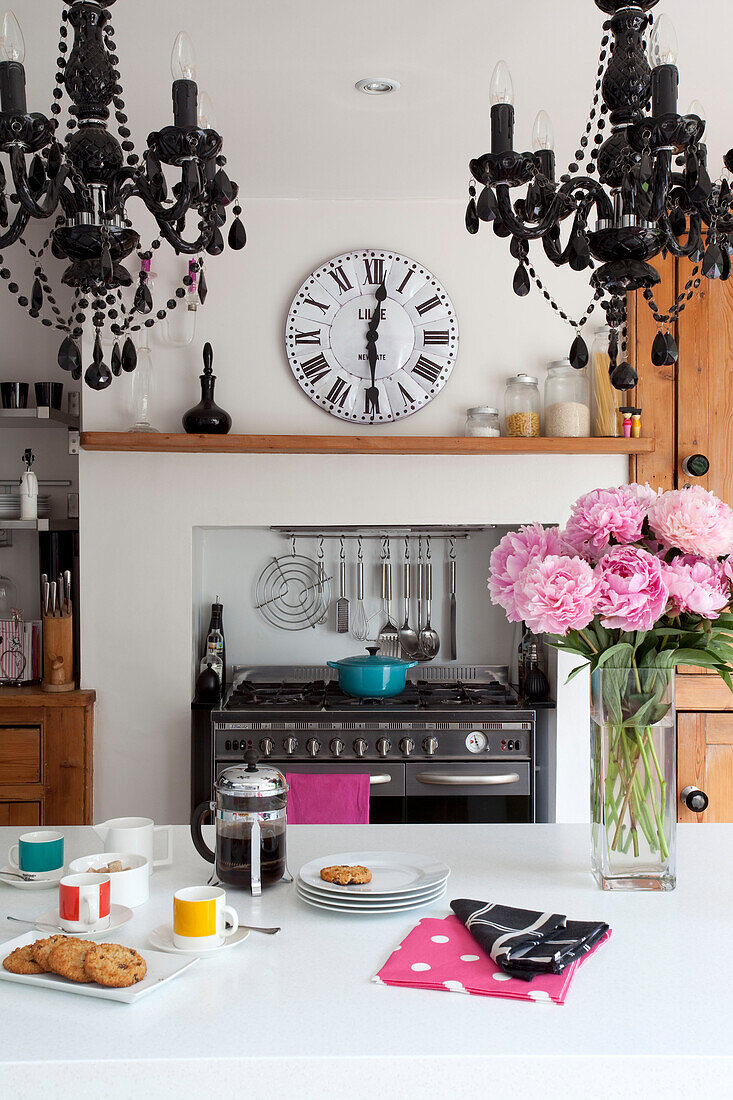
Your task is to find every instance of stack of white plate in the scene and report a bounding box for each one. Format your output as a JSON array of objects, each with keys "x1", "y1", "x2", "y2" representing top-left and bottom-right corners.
[{"x1": 296, "y1": 851, "x2": 451, "y2": 915}]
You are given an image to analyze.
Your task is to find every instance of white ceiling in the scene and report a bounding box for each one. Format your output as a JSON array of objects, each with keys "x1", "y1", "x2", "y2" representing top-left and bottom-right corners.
[{"x1": 19, "y1": 0, "x2": 733, "y2": 200}]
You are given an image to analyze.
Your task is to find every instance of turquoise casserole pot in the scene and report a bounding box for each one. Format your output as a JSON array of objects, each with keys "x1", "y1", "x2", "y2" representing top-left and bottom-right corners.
[{"x1": 327, "y1": 647, "x2": 417, "y2": 698}]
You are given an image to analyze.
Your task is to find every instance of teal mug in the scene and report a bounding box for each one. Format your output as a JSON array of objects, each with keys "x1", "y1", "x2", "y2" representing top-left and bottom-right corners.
[{"x1": 9, "y1": 830, "x2": 64, "y2": 875}]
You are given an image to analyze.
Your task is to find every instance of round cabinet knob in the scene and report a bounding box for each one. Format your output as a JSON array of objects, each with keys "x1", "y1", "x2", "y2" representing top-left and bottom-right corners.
[
  {"x1": 376, "y1": 737, "x2": 391, "y2": 758},
  {"x1": 680, "y1": 785, "x2": 709, "y2": 813},
  {"x1": 399, "y1": 737, "x2": 414, "y2": 757},
  {"x1": 353, "y1": 737, "x2": 368, "y2": 757},
  {"x1": 682, "y1": 454, "x2": 710, "y2": 479},
  {"x1": 284, "y1": 736, "x2": 298, "y2": 755},
  {"x1": 330, "y1": 737, "x2": 344, "y2": 757},
  {"x1": 306, "y1": 738, "x2": 320, "y2": 758},
  {"x1": 423, "y1": 736, "x2": 439, "y2": 756},
  {"x1": 259, "y1": 737, "x2": 274, "y2": 757}
]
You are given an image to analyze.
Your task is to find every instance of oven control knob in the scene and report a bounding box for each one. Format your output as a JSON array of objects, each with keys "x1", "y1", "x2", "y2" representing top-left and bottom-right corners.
[
  {"x1": 399, "y1": 737, "x2": 414, "y2": 757},
  {"x1": 284, "y1": 736, "x2": 298, "y2": 755},
  {"x1": 259, "y1": 737, "x2": 274, "y2": 757},
  {"x1": 423, "y1": 736, "x2": 439, "y2": 756},
  {"x1": 376, "y1": 737, "x2": 391, "y2": 758},
  {"x1": 330, "y1": 738, "x2": 344, "y2": 757},
  {"x1": 306, "y1": 738, "x2": 321, "y2": 758},
  {"x1": 353, "y1": 737, "x2": 368, "y2": 757}
]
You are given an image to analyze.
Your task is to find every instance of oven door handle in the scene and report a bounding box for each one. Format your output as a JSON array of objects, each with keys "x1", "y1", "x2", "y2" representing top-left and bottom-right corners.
[
  {"x1": 415, "y1": 772, "x2": 520, "y2": 786},
  {"x1": 369, "y1": 774, "x2": 392, "y2": 786}
]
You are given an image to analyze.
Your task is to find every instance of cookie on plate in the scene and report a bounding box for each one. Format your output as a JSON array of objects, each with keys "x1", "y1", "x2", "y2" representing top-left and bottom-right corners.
[
  {"x1": 48, "y1": 938, "x2": 94, "y2": 983},
  {"x1": 31, "y1": 934, "x2": 72, "y2": 973},
  {"x1": 320, "y1": 864, "x2": 372, "y2": 886},
  {"x1": 3, "y1": 944, "x2": 44, "y2": 975},
  {"x1": 84, "y1": 943, "x2": 147, "y2": 988}
]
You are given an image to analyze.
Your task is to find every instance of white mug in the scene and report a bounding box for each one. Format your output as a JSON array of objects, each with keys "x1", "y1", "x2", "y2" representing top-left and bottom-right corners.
[
  {"x1": 93, "y1": 817, "x2": 172, "y2": 876},
  {"x1": 173, "y1": 886, "x2": 239, "y2": 950},
  {"x1": 59, "y1": 873, "x2": 111, "y2": 933},
  {"x1": 68, "y1": 852, "x2": 150, "y2": 908}
]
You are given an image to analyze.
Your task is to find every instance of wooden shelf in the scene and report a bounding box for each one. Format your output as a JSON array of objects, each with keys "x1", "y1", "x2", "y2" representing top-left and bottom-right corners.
[{"x1": 80, "y1": 432, "x2": 655, "y2": 456}]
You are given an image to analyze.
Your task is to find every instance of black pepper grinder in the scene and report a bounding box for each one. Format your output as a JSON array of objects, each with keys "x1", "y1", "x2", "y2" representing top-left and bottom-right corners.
[{"x1": 182, "y1": 342, "x2": 232, "y2": 434}]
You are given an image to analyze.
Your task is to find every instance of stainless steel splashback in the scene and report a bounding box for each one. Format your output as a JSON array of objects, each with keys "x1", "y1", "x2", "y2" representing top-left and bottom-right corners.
[{"x1": 231, "y1": 664, "x2": 510, "y2": 687}]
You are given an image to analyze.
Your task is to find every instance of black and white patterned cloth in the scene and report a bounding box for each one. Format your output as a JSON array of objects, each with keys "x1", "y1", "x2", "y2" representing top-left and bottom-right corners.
[{"x1": 450, "y1": 900, "x2": 610, "y2": 982}]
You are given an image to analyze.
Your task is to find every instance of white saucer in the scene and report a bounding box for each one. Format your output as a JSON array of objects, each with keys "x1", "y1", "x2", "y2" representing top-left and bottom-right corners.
[
  {"x1": 33, "y1": 903, "x2": 134, "y2": 937},
  {"x1": 0, "y1": 865, "x2": 65, "y2": 890},
  {"x1": 149, "y1": 924, "x2": 250, "y2": 957}
]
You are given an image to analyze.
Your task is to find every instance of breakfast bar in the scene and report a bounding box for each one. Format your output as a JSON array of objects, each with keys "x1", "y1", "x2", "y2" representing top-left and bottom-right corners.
[{"x1": 1, "y1": 823, "x2": 731, "y2": 1099}]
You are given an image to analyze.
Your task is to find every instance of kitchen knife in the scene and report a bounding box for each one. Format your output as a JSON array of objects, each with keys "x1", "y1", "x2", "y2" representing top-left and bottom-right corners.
[
  {"x1": 64, "y1": 569, "x2": 71, "y2": 616},
  {"x1": 42, "y1": 581, "x2": 50, "y2": 617},
  {"x1": 449, "y1": 557, "x2": 457, "y2": 662},
  {"x1": 57, "y1": 573, "x2": 65, "y2": 616},
  {"x1": 49, "y1": 580, "x2": 57, "y2": 618}
]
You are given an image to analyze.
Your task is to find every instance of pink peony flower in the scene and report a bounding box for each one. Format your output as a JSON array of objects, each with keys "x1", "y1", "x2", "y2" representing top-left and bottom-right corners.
[
  {"x1": 725, "y1": 557, "x2": 733, "y2": 586},
  {"x1": 595, "y1": 546, "x2": 669, "y2": 631},
  {"x1": 625, "y1": 482, "x2": 658, "y2": 509},
  {"x1": 563, "y1": 486, "x2": 649, "y2": 560},
  {"x1": 663, "y1": 555, "x2": 730, "y2": 619},
  {"x1": 488, "y1": 524, "x2": 566, "y2": 622},
  {"x1": 647, "y1": 485, "x2": 733, "y2": 558},
  {"x1": 515, "y1": 555, "x2": 600, "y2": 636}
]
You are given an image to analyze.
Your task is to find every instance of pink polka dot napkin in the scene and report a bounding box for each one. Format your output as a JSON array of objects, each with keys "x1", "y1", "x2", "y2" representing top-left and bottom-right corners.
[{"x1": 374, "y1": 916, "x2": 611, "y2": 1005}]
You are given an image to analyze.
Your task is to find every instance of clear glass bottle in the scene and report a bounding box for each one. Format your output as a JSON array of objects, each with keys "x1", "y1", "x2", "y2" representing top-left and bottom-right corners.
[
  {"x1": 544, "y1": 359, "x2": 590, "y2": 437},
  {"x1": 504, "y1": 374, "x2": 541, "y2": 437},
  {"x1": 200, "y1": 639, "x2": 224, "y2": 686},
  {"x1": 590, "y1": 326, "x2": 621, "y2": 437},
  {"x1": 465, "y1": 406, "x2": 500, "y2": 436},
  {"x1": 127, "y1": 343, "x2": 159, "y2": 433}
]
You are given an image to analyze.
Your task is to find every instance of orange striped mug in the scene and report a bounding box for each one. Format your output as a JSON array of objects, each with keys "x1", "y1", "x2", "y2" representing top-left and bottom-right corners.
[{"x1": 173, "y1": 886, "x2": 239, "y2": 949}]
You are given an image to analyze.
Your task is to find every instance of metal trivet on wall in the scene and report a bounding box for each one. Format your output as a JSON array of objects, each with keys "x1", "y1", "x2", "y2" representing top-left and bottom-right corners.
[{"x1": 255, "y1": 554, "x2": 332, "y2": 632}]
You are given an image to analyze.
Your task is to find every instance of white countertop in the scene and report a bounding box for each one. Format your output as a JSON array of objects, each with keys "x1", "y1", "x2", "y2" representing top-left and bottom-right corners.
[{"x1": 1, "y1": 823, "x2": 731, "y2": 1100}]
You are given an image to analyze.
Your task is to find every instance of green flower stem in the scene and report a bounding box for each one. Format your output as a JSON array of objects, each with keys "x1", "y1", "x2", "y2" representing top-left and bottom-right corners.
[
  {"x1": 611, "y1": 749, "x2": 643, "y2": 851},
  {"x1": 635, "y1": 727, "x2": 669, "y2": 860}
]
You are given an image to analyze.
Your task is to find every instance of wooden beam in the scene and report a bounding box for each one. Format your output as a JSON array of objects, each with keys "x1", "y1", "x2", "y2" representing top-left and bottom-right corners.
[{"x1": 79, "y1": 433, "x2": 655, "y2": 456}]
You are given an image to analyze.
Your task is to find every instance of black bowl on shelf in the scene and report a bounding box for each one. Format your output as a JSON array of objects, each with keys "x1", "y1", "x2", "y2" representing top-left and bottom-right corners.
[
  {"x1": 34, "y1": 382, "x2": 64, "y2": 410},
  {"x1": 1, "y1": 382, "x2": 29, "y2": 408}
]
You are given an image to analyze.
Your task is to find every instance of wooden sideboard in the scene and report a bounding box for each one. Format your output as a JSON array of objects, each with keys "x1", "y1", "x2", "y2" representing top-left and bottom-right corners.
[{"x1": 0, "y1": 687, "x2": 94, "y2": 826}]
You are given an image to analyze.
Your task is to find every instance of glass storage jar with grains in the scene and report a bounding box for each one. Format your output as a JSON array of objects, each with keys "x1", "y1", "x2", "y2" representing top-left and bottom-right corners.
[
  {"x1": 544, "y1": 359, "x2": 590, "y2": 437},
  {"x1": 504, "y1": 374, "x2": 541, "y2": 437},
  {"x1": 465, "y1": 406, "x2": 500, "y2": 436},
  {"x1": 590, "y1": 326, "x2": 621, "y2": 437}
]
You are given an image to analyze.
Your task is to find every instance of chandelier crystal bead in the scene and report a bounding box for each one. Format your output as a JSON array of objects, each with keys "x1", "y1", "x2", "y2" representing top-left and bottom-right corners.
[
  {"x1": 467, "y1": 0, "x2": 733, "y2": 391},
  {"x1": 0, "y1": 1, "x2": 245, "y2": 391}
]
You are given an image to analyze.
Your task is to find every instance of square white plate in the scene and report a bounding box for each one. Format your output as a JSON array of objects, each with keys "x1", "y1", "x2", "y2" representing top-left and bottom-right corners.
[{"x1": 0, "y1": 931, "x2": 199, "y2": 1003}]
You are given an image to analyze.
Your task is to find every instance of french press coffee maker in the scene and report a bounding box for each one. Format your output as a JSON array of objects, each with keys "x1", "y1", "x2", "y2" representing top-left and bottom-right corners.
[{"x1": 191, "y1": 750, "x2": 289, "y2": 895}]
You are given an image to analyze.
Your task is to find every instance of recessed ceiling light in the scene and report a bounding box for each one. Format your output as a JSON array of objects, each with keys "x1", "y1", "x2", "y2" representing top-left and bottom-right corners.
[{"x1": 355, "y1": 78, "x2": 400, "y2": 95}]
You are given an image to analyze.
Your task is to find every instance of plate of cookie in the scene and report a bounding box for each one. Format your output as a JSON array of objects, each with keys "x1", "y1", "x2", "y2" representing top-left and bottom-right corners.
[
  {"x1": 299, "y1": 852, "x2": 451, "y2": 899},
  {"x1": 0, "y1": 932, "x2": 198, "y2": 1003}
]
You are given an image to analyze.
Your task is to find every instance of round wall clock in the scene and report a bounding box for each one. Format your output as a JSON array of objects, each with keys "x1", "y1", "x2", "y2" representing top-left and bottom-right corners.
[{"x1": 285, "y1": 249, "x2": 459, "y2": 423}]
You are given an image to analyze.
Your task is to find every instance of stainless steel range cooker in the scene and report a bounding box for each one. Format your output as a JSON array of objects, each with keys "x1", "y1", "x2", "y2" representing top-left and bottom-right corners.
[{"x1": 199, "y1": 665, "x2": 556, "y2": 824}]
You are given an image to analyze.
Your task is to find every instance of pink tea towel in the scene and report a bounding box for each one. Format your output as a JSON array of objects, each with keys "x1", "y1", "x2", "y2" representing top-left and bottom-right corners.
[{"x1": 286, "y1": 771, "x2": 370, "y2": 824}]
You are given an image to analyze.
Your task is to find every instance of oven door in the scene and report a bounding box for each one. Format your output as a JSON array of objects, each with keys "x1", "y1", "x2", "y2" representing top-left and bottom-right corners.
[
  {"x1": 405, "y1": 761, "x2": 532, "y2": 824},
  {"x1": 269, "y1": 762, "x2": 406, "y2": 824}
]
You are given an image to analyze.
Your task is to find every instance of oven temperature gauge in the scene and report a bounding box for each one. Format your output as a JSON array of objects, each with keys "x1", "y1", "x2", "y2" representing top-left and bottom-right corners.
[{"x1": 465, "y1": 731, "x2": 488, "y2": 754}]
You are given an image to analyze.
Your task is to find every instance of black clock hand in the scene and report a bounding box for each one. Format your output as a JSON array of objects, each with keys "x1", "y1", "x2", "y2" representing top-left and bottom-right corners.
[{"x1": 365, "y1": 282, "x2": 387, "y2": 416}]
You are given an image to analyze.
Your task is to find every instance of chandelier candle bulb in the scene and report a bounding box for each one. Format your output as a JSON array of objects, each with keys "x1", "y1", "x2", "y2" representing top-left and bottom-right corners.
[
  {"x1": 489, "y1": 60, "x2": 514, "y2": 154},
  {"x1": 0, "y1": 57, "x2": 24, "y2": 112}
]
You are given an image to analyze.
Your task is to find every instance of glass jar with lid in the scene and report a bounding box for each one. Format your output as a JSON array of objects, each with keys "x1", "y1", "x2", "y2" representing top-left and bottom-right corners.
[
  {"x1": 504, "y1": 374, "x2": 541, "y2": 437},
  {"x1": 465, "y1": 406, "x2": 500, "y2": 437},
  {"x1": 544, "y1": 359, "x2": 590, "y2": 437},
  {"x1": 590, "y1": 326, "x2": 621, "y2": 437}
]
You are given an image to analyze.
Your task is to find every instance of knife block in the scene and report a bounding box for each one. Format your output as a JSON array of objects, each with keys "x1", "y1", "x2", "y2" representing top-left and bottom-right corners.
[{"x1": 42, "y1": 611, "x2": 75, "y2": 693}]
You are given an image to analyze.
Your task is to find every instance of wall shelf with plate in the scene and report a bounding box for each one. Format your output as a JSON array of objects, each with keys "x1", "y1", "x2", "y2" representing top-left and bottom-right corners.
[{"x1": 80, "y1": 432, "x2": 654, "y2": 456}]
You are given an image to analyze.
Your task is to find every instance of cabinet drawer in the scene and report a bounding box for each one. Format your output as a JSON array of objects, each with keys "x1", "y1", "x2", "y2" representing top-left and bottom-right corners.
[{"x1": 0, "y1": 728, "x2": 41, "y2": 784}]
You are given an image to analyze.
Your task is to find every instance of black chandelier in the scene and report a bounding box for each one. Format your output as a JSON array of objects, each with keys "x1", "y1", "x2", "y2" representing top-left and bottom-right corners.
[
  {"x1": 0, "y1": 1, "x2": 245, "y2": 390},
  {"x1": 466, "y1": 0, "x2": 733, "y2": 390}
]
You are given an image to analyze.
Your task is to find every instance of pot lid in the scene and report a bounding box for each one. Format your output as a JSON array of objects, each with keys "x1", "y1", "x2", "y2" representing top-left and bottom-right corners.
[
  {"x1": 330, "y1": 646, "x2": 415, "y2": 669},
  {"x1": 216, "y1": 751, "x2": 288, "y2": 797}
]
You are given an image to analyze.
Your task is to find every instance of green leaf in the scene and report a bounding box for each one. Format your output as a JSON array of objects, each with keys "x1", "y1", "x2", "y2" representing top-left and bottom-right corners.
[
  {"x1": 596, "y1": 642, "x2": 634, "y2": 669},
  {"x1": 673, "y1": 649, "x2": 725, "y2": 669},
  {"x1": 564, "y1": 664, "x2": 588, "y2": 685}
]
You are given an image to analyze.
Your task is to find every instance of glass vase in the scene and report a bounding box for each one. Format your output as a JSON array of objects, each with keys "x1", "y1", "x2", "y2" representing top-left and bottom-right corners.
[
  {"x1": 590, "y1": 666, "x2": 676, "y2": 891},
  {"x1": 127, "y1": 344, "x2": 159, "y2": 433}
]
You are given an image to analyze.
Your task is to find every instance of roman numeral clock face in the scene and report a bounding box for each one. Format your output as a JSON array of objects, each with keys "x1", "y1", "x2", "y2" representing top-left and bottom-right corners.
[{"x1": 286, "y1": 250, "x2": 459, "y2": 423}]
